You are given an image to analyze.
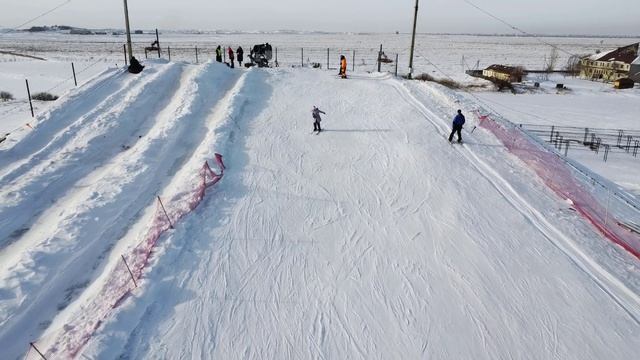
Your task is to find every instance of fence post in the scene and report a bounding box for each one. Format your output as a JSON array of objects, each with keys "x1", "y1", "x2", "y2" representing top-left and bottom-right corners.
[
  {"x1": 395, "y1": 53, "x2": 398, "y2": 76},
  {"x1": 583, "y1": 127, "x2": 589, "y2": 144},
  {"x1": 223, "y1": 47, "x2": 226, "y2": 62},
  {"x1": 604, "y1": 144, "x2": 610, "y2": 162},
  {"x1": 168, "y1": 46, "x2": 171, "y2": 61},
  {"x1": 564, "y1": 140, "x2": 569, "y2": 156},
  {"x1": 377, "y1": 44, "x2": 382, "y2": 72},
  {"x1": 352, "y1": 50, "x2": 355, "y2": 72},
  {"x1": 195, "y1": 46, "x2": 198, "y2": 64},
  {"x1": 617, "y1": 130, "x2": 623, "y2": 147},
  {"x1": 71, "y1": 62, "x2": 77, "y2": 86},
  {"x1": 155, "y1": 28, "x2": 161, "y2": 58},
  {"x1": 549, "y1": 125, "x2": 554, "y2": 143},
  {"x1": 157, "y1": 196, "x2": 174, "y2": 229},
  {"x1": 301, "y1": 48, "x2": 304, "y2": 67},
  {"x1": 327, "y1": 48, "x2": 330, "y2": 70},
  {"x1": 626, "y1": 135, "x2": 632, "y2": 152},
  {"x1": 121, "y1": 255, "x2": 138, "y2": 288},
  {"x1": 29, "y1": 342, "x2": 47, "y2": 360},
  {"x1": 123, "y1": 44, "x2": 128, "y2": 66},
  {"x1": 25, "y1": 79, "x2": 34, "y2": 118},
  {"x1": 144, "y1": 49, "x2": 148, "y2": 59},
  {"x1": 275, "y1": 47, "x2": 278, "y2": 67},
  {"x1": 634, "y1": 140, "x2": 639, "y2": 157}
]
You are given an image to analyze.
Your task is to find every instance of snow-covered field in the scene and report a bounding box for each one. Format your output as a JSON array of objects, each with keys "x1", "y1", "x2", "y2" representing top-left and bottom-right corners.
[{"x1": 1, "y1": 33, "x2": 639, "y2": 359}]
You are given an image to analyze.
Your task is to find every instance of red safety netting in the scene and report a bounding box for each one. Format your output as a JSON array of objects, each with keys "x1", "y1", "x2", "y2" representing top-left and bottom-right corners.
[
  {"x1": 38, "y1": 154, "x2": 225, "y2": 358},
  {"x1": 476, "y1": 113, "x2": 640, "y2": 259}
]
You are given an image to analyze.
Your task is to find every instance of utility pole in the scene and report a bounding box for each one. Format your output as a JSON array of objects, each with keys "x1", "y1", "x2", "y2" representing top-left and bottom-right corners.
[
  {"x1": 408, "y1": 0, "x2": 419, "y2": 79},
  {"x1": 123, "y1": 0, "x2": 133, "y2": 61}
]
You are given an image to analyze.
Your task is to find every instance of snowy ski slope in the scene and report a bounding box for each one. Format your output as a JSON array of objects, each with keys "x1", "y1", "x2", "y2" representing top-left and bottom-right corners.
[{"x1": 1, "y1": 62, "x2": 639, "y2": 359}]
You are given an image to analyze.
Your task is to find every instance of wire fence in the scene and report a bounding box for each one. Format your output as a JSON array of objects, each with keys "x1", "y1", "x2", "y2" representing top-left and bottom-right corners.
[{"x1": 520, "y1": 124, "x2": 640, "y2": 161}]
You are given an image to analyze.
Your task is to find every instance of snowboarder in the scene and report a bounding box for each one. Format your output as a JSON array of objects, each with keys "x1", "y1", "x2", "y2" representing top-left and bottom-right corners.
[
  {"x1": 128, "y1": 56, "x2": 144, "y2": 74},
  {"x1": 448, "y1": 109, "x2": 466, "y2": 143},
  {"x1": 312, "y1": 106, "x2": 326, "y2": 132},
  {"x1": 237, "y1": 46, "x2": 244, "y2": 67},
  {"x1": 339, "y1": 55, "x2": 347, "y2": 78},
  {"x1": 215, "y1": 46, "x2": 222, "y2": 62},
  {"x1": 228, "y1": 47, "x2": 235, "y2": 68}
]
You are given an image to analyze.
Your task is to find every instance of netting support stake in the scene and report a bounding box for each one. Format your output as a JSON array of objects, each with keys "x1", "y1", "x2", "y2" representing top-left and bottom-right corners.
[
  {"x1": 29, "y1": 342, "x2": 47, "y2": 360},
  {"x1": 157, "y1": 196, "x2": 174, "y2": 229},
  {"x1": 121, "y1": 255, "x2": 138, "y2": 288}
]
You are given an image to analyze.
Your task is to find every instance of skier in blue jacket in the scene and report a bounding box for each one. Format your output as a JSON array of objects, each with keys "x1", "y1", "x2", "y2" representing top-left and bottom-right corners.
[{"x1": 448, "y1": 109, "x2": 466, "y2": 143}]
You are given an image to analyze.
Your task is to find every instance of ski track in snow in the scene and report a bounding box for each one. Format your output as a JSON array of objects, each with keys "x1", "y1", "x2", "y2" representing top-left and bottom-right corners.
[
  {"x1": 1, "y1": 64, "x2": 638, "y2": 360},
  {"x1": 0, "y1": 61, "x2": 244, "y2": 359}
]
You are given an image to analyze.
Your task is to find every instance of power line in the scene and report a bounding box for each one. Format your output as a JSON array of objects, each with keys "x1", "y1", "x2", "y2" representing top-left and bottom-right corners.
[
  {"x1": 460, "y1": 0, "x2": 578, "y2": 57},
  {"x1": 13, "y1": 0, "x2": 73, "y2": 30}
]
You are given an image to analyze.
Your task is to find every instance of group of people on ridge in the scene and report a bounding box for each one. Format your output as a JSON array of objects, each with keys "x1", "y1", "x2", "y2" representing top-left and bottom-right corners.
[{"x1": 216, "y1": 45, "x2": 244, "y2": 68}]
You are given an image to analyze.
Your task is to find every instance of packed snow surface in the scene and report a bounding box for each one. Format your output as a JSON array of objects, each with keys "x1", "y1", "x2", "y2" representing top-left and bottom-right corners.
[{"x1": 1, "y1": 61, "x2": 639, "y2": 359}]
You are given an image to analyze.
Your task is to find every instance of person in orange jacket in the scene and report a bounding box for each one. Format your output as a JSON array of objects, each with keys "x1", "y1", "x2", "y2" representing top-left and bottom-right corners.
[{"x1": 339, "y1": 55, "x2": 347, "y2": 78}]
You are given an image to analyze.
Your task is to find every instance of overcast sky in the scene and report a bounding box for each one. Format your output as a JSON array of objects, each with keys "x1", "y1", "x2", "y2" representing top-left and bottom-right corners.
[{"x1": 1, "y1": 0, "x2": 639, "y2": 35}]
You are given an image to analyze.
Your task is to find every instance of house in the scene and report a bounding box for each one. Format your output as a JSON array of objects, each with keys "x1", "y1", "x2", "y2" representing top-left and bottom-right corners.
[
  {"x1": 630, "y1": 56, "x2": 640, "y2": 82},
  {"x1": 482, "y1": 65, "x2": 523, "y2": 83},
  {"x1": 580, "y1": 43, "x2": 639, "y2": 82}
]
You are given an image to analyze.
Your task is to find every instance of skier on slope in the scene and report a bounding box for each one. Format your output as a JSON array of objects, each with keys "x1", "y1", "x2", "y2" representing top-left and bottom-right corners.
[
  {"x1": 228, "y1": 47, "x2": 235, "y2": 68},
  {"x1": 448, "y1": 109, "x2": 466, "y2": 143},
  {"x1": 312, "y1": 106, "x2": 326, "y2": 132},
  {"x1": 339, "y1": 55, "x2": 347, "y2": 79},
  {"x1": 215, "y1": 46, "x2": 222, "y2": 62}
]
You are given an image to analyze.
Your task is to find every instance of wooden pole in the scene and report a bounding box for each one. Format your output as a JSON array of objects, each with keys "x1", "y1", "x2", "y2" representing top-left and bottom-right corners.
[
  {"x1": 395, "y1": 54, "x2": 398, "y2": 76},
  {"x1": 168, "y1": 46, "x2": 171, "y2": 61},
  {"x1": 408, "y1": 0, "x2": 420, "y2": 79},
  {"x1": 301, "y1": 48, "x2": 304, "y2": 67},
  {"x1": 123, "y1": 0, "x2": 133, "y2": 61},
  {"x1": 29, "y1": 342, "x2": 47, "y2": 360},
  {"x1": 155, "y1": 28, "x2": 161, "y2": 58},
  {"x1": 123, "y1": 44, "x2": 128, "y2": 66},
  {"x1": 327, "y1": 48, "x2": 330, "y2": 70},
  {"x1": 195, "y1": 46, "x2": 198, "y2": 64},
  {"x1": 377, "y1": 44, "x2": 382, "y2": 72},
  {"x1": 71, "y1": 62, "x2": 77, "y2": 86},
  {"x1": 352, "y1": 50, "x2": 355, "y2": 72},
  {"x1": 25, "y1": 79, "x2": 34, "y2": 118},
  {"x1": 121, "y1": 255, "x2": 138, "y2": 288}
]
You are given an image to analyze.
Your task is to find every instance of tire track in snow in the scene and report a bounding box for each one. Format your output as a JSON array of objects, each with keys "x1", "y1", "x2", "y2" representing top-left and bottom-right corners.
[{"x1": 390, "y1": 79, "x2": 640, "y2": 325}]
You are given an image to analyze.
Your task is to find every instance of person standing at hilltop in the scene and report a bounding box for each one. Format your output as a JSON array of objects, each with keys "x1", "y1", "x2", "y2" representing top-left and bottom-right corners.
[
  {"x1": 228, "y1": 47, "x2": 235, "y2": 68},
  {"x1": 215, "y1": 46, "x2": 222, "y2": 62},
  {"x1": 237, "y1": 46, "x2": 244, "y2": 67},
  {"x1": 339, "y1": 55, "x2": 347, "y2": 79}
]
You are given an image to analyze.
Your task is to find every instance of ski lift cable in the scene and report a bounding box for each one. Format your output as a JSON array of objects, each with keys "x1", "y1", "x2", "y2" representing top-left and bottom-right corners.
[
  {"x1": 459, "y1": 0, "x2": 578, "y2": 57},
  {"x1": 13, "y1": 0, "x2": 73, "y2": 30}
]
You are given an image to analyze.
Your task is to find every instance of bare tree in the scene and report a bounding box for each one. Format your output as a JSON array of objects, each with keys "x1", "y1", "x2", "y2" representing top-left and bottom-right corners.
[
  {"x1": 565, "y1": 54, "x2": 586, "y2": 76},
  {"x1": 545, "y1": 47, "x2": 559, "y2": 73}
]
